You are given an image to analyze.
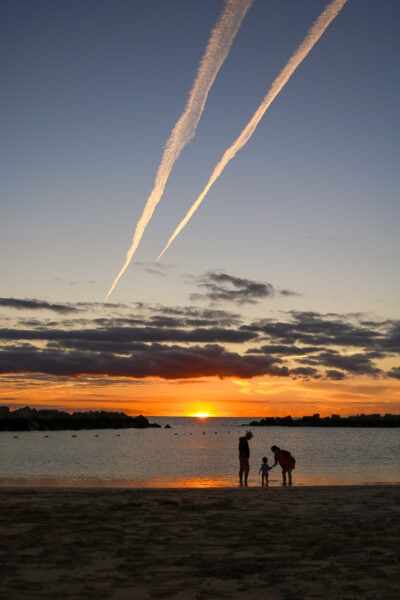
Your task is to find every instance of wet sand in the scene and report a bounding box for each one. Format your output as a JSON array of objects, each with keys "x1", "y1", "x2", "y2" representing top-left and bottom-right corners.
[{"x1": 0, "y1": 485, "x2": 399, "y2": 599}]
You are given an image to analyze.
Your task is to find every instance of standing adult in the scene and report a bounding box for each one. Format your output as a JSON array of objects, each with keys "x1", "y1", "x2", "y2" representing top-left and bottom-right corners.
[
  {"x1": 271, "y1": 445, "x2": 296, "y2": 485},
  {"x1": 238, "y1": 431, "x2": 253, "y2": 486}
]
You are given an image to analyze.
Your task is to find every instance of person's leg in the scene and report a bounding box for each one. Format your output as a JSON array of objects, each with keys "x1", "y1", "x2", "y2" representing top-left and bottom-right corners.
[
  {"x1": 282, "y1": 468, "x2": 287, "y2": 485},
  {"x1": 244, "y1": 469, "x2": 249, "y2": 486},
  {"x1": 288, "y1": 468, "x2": 293, "y2": 486},
  {"x1": 239, "y1": 469, "x2": 243, "y2": 486}
]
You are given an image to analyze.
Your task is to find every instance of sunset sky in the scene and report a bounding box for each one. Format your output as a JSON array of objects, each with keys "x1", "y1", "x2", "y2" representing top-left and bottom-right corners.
[{"x1": 1, "y1": 0, "x2": 399, "y2": 417}]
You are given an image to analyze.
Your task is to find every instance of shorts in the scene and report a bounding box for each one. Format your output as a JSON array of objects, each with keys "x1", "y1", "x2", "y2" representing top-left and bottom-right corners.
[{"x1": 239, "y1": 456, "x2": 249, "y2": 471}]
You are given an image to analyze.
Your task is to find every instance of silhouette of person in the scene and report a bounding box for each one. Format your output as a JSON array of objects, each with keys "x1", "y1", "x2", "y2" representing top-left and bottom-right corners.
[
  {"x1": 271, "y1": 445, "x2": 296, "y2": 485},
  {"x1": 238, "y1": 431, "x2": 253, "y2": 486},
  {"x1": 259, "y1": 456, "x2": 271, "y2": 487}
]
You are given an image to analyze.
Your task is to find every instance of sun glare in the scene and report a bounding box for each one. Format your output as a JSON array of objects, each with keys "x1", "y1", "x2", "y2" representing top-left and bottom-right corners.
[{"x1": 193, "y1": 412, "x2": 210, "y2": 419}]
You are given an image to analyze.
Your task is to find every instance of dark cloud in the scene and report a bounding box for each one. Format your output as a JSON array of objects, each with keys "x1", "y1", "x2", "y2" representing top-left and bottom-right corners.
[
  {"x1": 1, "y1": 298, "x2": 398, "y2": 383},
  {"x1": 387, "y1": 367, "x2": 400, "y2": 380},
  {"x1": 192, "y1": 272, "x2": 275, "y2": 305},
  {"x1": 246, "y1": 311, "x2": 393, "y2": 352},
  {"x1": 0, "y1": 298, "x2": 78, "y2": 314},
  {"x1": 303, "y1": 351, "x2": 382, "y2": 376},
  {"x1": 151, "y1": 305, "x2": 242, "y2": 327},
  {"x1": 381, "y1": 322, "x2": 400, "y2": 353},
  {"x1": 248, "y1": 344, "x2": 320, "y2": 356},
  {"x1": 290, "y1": 367, "x2": 320, "y2": 379},
  {"x1": 325, "y1": 370, "x2": 346, "y2": 380},
  {"x1": 0, "y1": 326, "x2": 256, "y2": 346},
  {"x1": 191, "y1": 272, "x2": 301, "y2": 305},
  {"x1": 278, "y1": 289, "x2": 302, "y2": 297},
  {"x1": 0, "y1": 344, "x2": 286, "y2": 380}
]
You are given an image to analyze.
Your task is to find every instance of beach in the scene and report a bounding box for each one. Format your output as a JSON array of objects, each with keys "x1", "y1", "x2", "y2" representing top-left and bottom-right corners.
[{"x1": 0, "y1": 485, "x2": 398, "y2": 599}]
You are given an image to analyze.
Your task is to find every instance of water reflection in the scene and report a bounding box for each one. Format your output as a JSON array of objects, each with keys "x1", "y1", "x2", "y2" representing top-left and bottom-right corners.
[
  {"x1": 1, "y1": 420, "x2": 398, "y2": 487},
  {"x1": 1, "y1": 474, "x2": 397, "y2": 489},
  {"x1": 154, "y1": 475, "x2": 233, "y2": 488}
]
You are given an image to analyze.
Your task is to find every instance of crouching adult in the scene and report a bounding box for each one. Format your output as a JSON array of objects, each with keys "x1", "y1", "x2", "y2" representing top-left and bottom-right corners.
[{"x1": 271, "y1": 445, "x2": 296, "y2": 485}]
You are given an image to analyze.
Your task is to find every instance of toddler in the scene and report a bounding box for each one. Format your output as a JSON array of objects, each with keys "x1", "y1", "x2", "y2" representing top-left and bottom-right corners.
[{"x1": 259, "y1": 456, "x2": 270, "y2": 487}]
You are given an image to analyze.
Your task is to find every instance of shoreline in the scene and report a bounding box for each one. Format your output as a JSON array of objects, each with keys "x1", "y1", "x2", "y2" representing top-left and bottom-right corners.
[
  {"x1": 0, "y1": 481, "x2": 399, "y2": 490},
  {"x1": 1, "y1": 484, "x2": 399, "y2": 599}
]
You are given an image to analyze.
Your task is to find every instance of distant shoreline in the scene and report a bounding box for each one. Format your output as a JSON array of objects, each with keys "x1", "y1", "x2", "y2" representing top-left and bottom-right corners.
[
  {"x1": 1, "y1": 406, "x2": 399, "y2": 430},
  {"x1": 0, "y1": 406, "x2": 162, "y2": 431},
  {"x1": 247, "y1": 414, "x2": 400, "y2": 427}
]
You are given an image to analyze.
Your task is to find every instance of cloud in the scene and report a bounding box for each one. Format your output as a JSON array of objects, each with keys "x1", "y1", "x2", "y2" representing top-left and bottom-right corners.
[
  {"x1": 0, "y1": 343, "x2": 285, "y2": 380},
  {"x1": 290, "y1": 367, "x2": 321, "y2": 379},
  {"x1": 0, "y1": 324, "x2": 256, "y2": 348},
  {"x1": 279, "y1": 289, "x2": 302, "y2": 297},
  {"x1": 148, "y1": 305, "x2": 243, "y2": 327},
  {"x1": 246, "y1": 311, "x2": 393, "y2": 351},
  {"x1": 0, "y1": 298, "x2": 78, "y2": 314},
  {"x1": 1, "y1": 297, "x2": 398, "y2": 383},
  {"x1": 248, "y1": 344, "x2": 320, "y2": 356},
  {"x1": 192, "y1": 271, "x2": 277, "y2": 304},
  {"x1": 387, "y1": 367, "x2": 400, "y2": 380},
  {"x1": 381, "y1": 322, "x2": 400, "y2": 353},
  {"x1": 302, "y1": 350, "x2": 382, "y2": 376},
  {"x1": 325, "y1": 369, "x2": 346, "y2": 380}
]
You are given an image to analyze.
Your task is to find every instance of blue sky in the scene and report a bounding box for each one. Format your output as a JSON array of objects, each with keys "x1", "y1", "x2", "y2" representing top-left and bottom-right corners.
[{"x1": 1, "y1": 1, "x2": 399, "y2": 415}]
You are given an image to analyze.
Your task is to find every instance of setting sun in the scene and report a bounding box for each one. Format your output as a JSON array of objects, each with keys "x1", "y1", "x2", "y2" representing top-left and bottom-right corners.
[{"x1": 192, "y1": 412, "x2": 211, "y2": 419}]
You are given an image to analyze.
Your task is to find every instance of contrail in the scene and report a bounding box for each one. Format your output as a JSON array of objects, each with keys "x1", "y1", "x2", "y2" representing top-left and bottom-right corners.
[
  {"x1": 156, "y1": 0, "x2": 348, "y2": 263},
  {"x1": 105, "y1": 0, "x2": 253, "y2": 301}
]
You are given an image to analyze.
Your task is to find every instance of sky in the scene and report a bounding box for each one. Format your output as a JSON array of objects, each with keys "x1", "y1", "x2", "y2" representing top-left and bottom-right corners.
[{"x1": 1, "y1": 0, "x2": 399, "y2": 417}]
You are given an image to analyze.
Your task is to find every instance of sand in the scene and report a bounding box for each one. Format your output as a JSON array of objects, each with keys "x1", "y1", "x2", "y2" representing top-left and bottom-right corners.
[{"x1": 0, "y1": 485, "x2": 399, "y2": 599}]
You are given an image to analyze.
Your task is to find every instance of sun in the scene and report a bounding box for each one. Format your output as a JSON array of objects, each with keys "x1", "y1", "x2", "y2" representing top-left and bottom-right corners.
[{"x1": 192, "y1": 412, "x2": 210, "y2": 419}]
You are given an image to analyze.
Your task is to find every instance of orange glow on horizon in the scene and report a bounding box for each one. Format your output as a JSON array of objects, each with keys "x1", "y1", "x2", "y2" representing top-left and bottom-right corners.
[{"x1": 1, "y1": 373, "x2": 399, "y2": 417}]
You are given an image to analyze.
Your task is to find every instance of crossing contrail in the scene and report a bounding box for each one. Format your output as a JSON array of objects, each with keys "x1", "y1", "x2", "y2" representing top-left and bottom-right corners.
[
  {"x1": 156, "y1": 0, "x2": 348, "y2": 263},
  {"x1": 105, "y1": 0, "x2": 253, "y2": 301}
]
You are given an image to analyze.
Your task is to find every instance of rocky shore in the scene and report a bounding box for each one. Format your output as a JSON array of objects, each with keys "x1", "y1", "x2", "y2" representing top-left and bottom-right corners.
[{"x1": 0, "y1": 406, "x2": 161, "y2": 431}]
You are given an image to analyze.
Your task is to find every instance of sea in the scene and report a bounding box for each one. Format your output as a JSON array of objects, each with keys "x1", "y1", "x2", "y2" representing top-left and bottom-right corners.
[{"x1": 0, "y1": 417, "x2": 399, "y2": 488}]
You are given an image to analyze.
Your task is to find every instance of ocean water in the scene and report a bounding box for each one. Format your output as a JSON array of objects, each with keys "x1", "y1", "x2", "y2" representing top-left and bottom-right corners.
[{"x1": 0, "y1": 417, "x2": 399, "y2": 487}]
